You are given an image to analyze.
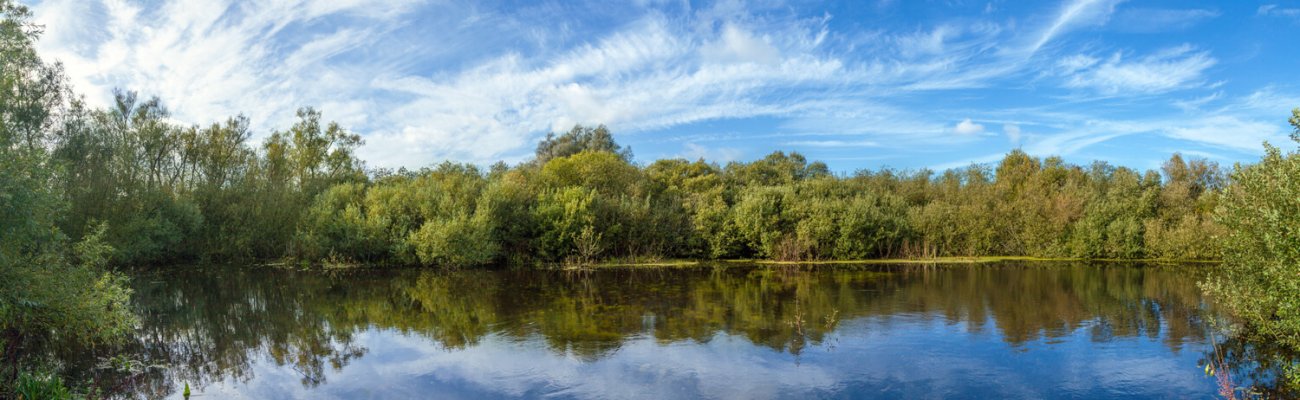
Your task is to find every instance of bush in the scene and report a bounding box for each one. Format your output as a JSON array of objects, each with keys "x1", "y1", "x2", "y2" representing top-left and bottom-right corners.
[
  {"x1": 533, "y1": 187, "x2": 604, "y2": 262},
  {"x1": 408, "y1": 212, "x2": 499, "y2": 268},
  {"x1": 295, "y1": 182, "x2": 389, "y2": 262},
  {"x1": 1205, "y1": 143, "x2": 1300, "y2": 349},
  {"x1": 14, "y1": 371, "x2": 72, "y2": 400},
  {"x1": 731, "y1": 185, "x2": 796, "y2": 259}
]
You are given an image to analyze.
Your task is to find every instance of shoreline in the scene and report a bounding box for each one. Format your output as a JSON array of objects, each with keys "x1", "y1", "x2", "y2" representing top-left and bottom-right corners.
[
  {"x1": 576, "y1": 256, "x2": 1220, "y2": 269},
  {"x1": 241, "y1": 256, "x2": 1220, "y2": 271}
]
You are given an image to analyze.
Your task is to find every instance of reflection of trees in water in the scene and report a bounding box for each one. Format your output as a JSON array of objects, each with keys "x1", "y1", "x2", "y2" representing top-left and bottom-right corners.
[
  {"x1": 879, "y1": 263, "x2": 1211, "y2": 349},
  {"x1": 86, "y1": 262, "x2": 1282, "y2": 398},
  {"x1": 81, "y1": 267, "x2": 375, "y2": 398}
]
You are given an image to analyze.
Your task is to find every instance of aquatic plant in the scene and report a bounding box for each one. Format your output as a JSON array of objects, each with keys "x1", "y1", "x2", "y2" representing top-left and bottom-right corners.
[{"x1": 14, "y1": 371, "x2": 72, "y2": 400}]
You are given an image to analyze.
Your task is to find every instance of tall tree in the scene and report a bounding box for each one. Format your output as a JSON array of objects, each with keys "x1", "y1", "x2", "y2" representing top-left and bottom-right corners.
[
  {"x1": 1206, "y1": 110, "x2": 1300, "y2": 350},
  {"x1": 0, "y1": 1, "x2": 136, "y2": 390}
]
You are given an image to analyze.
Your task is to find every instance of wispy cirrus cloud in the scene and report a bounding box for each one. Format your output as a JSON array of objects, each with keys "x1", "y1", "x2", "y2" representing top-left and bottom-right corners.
[
  {"x1": 23, "y1": 0, "x2": 1300, "y2": 172},
  {"x1": 30, "y1": 0, "x2": 428, "y2": 133},
  {"x1": 1057, "y1": 45, "x2": 1216, "y2": 95},
  {"x1": 783, "y1": 139, "x2": 880, "y2": 148},
  {"x1": 1258, "y1": 4, "x2": 1300, "y2": 17},
  {"x1": 362, "y1": 13, "x2": 856, "y2": 166},
  {"x1": 1110, "y1": 8, "x2": 1219, "y2": 33},
  {"x1": 1004, "y1": 124, "x2": 1022, "y2": 144},
  {"x1": 1025, "y1": 0, "x2": 1125, "y2": 56}
]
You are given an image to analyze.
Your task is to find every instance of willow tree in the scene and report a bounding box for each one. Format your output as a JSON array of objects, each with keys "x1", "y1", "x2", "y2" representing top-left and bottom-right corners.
[
  {"x1": 1206, "y1": 109, "x2": 1300, "y2": 350},
  {"x1": 0, "y1": 0, "x2": 136, "y2": 390}
]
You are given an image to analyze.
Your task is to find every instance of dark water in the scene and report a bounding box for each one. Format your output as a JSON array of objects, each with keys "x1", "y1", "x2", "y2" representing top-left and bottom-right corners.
[{"x1": 84, "y1": 262, "x2": 1295, "y2": 399}]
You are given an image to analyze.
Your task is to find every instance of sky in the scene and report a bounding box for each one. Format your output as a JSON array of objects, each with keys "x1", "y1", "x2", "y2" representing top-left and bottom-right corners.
[{"x1": 23, "y1": 0, "x2": 1300, "y2": 172}]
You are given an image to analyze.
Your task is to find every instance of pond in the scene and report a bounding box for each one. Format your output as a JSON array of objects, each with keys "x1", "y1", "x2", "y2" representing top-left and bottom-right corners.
[{"x1": 81, "y1": 262, "x2": 1294, "y2": 399}]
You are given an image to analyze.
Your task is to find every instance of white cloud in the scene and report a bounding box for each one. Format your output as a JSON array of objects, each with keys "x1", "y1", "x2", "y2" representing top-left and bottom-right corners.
[
  {"x1": 1025, "y1": 125, "x2": 1133, "y2": 156},
  {"x1": 954, "y1": 118, "x2": 985, "y2": 135},
  {"x1": 1172, "y1": 92, "x2": 1222, "y2": 112},
  {"x1": 680, "y1": 142, "x2": 742, "y2": 162},
  {"x1": 24, "y1": 0, "x2": 1295, "y2": 172},
  {"x1": 1163, "y1": 115, "x2": 1285, "y2": 152},
  {"x1": 1056, "y1": 54, "x2": 1099, "y2": 74},
  {"x1": 894, "y1": 26, "x2": 953, "y2": 57},
  {"x1": 1004, "y1": 124, "x2": 1022, "y2": 144},
  {"x1": 1059, "y1": 45, "x2": 1216, "y2": 94},
  {"x1": 30, "y1": 0, "x2": 425, "y2": 138},
  {"x1": 1230, "y1": 87, "x2": 1300, "y2": 117},
  {"x1": 1111, "y1": 8, "x2": 1219, "y2": 32},
  {"x1": 1027, "y1": 0, "x2": 1126, "y2": 55},
  {"x1": 701, "y1": 24, "x2": 781, "y2": 65},
  {"x1": 33, "y1": 0, "x2": 886, "y2": 168},
  {"x1": 1258, "y1": 4, "x2": 1300, "y2": 17},
  {"x1": 784, "y1": 139, "x2": 880, "y2": 148},
  {"x1": 359, "y1": 16, "x2": 855, "y2": 167},
  {"x1": 1011, "y1": 113, "x2": 1288, "y2": 159}
]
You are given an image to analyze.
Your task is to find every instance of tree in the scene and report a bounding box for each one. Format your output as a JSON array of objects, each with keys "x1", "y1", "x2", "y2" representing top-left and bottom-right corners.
[
  {"x1": 1205, "y1": 110, "x2": 1300, "y2": 350},
  {"x1": 0, "y1": 1, "x2": 136, "y2": 391},
  {"x1": 534, "y1": 124, "x2": 631, "y2": 164},
  {"x1": 1290, "y1": 108, "x2": 1300, "y2": 143},
  {"x1": 534, "y1": 187, "x2": 604, "y2": 262},
  {"x1": 1207, "y1": 143, "x2": 1300, "y2": 349},
  {"x1": 259, "y1": 108, "x2": 366, "y2": 258}
]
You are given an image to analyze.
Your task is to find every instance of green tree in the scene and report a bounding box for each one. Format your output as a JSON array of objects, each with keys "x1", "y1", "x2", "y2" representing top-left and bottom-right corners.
[
  {"x1": 732, "y1": 185, "x2": 798, "y2": 259},
  {"x1": 534, "y1": 124, "x2": 631, "y2": 164},
  {"x1": 409, "y1": 211, "x2": 499, "y2": 268},
  {"x1": 0, "y1": 1, "x2": 137, "y2": 391},
  {"x1": 534, "y1": 187, "x2": 604, "y2": 262},
  {"x1": 1207, "y1": 116, "x2": 1300, "y2": 349}
]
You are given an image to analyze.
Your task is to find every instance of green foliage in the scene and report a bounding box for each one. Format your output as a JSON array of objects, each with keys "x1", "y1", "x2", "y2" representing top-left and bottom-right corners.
[
  {"x1": 1, "y1": 227, "x2": 138, "y2": 352},
  {"x1": 534, "y1": 187, "x2": 604, "y2": 262},
  {"x1": 534, "y1": 124, "x2": 631, "y2": 164},
  {"x1": 539, "y1": 150, "x2": 643, "y2": 195},
  {"x1": 1290, "y1": 108, "x2": 1300, "y2": 143},
  {"x1": 824, "y1": 193, "x2": 910, "y2": 259},
  {"x1": 647, "y1": 158, "x2": 738, "y2": 257},
  {"x1": 295, "y1": 182, "x2": 389, "y2": 262},
  {"x1": 1, "y1": 2, "x2": 137, "y2": 394},
  {"x1": 410, "y1": 211, "x2": 499, "y2": 268},
  {"x1": 43, "y1": 91, "x2": 368, "y2": 264},
  {"x1": 732, "y1": 185, "x2": 797, "y2": 259},
  {"x1": 11, "y1": 0, "x2": 1295, "y2": 391},
  {"x1": 1207, "y1": 142, "x2": 1300, "y2": 350},
  {"x1": 292, "y1": 162, "x2": 516, "y2": 268},
  {"x1": 9, "y1": 0, "x2": 1294, "y2": 381},
  {"x1": 14, "y1": 371, "x2": 72, "y2": 400},
  {"x1": 724, "y1": 151, "x2": 829, "y2": 187},
  {"x1": 290, "y1": 127, "x2": 1230, "y2": 266}
]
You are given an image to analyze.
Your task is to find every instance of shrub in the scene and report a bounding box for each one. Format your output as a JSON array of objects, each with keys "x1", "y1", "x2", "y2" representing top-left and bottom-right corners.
[{"x1": 1205, "y1": 143, "x2": 1300, "y2": 349}]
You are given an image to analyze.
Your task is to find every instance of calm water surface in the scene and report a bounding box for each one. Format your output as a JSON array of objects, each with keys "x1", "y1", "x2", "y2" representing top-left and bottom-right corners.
[{"x1": 89, "y1": 262, "x2": 1294, "y2": 399}]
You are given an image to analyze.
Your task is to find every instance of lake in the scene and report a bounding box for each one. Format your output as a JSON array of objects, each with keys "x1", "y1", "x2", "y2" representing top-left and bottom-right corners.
[{"x1": 83, "y1": 262, "x2": 1293, "y2": 399}]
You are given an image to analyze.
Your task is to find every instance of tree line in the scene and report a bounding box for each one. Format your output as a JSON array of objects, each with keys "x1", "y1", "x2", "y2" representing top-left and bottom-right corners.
[
  {"x1": 6, "y1": 60, "x2": 1234, "y2": 272},
  {"x1": 31, "y1": 106, "x2": 1233, "y2": 268},
  {"x1": 289, "y1": 131, "x2": 1226, "y2": 268}
]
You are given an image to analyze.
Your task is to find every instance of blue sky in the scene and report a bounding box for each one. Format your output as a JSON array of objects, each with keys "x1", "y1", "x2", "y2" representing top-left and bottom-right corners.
[{"x1": 25, "y1": 0, "x2": 1300, "y2": 172}]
